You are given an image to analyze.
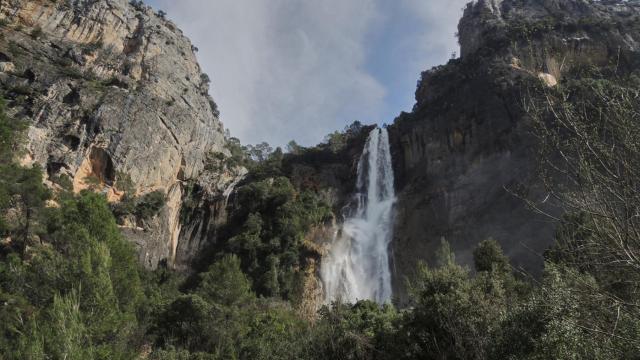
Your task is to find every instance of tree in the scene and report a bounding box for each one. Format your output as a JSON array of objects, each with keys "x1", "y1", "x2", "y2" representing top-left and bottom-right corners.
[
  {"x1": 311, "y1": 301, "x2": 399, "y2": 360},
  {"x1": 228, "y1": 213, "x2": 263, "y2": 272},
  {"x1": 59, "y1": 192, "x2": 142, "y2": 313},
  {"x1": 151, "y1": 256, "x2": 256, "y2": 357},
  {"x1": 240, "y1": 305, "x2": 311, "y2": 360},
  {"x1": 224, "y1": 137, "x2": 247, "y2": 168},
  {"x1": 525, "y1": 75, "x2": 640, "y2": 357},
  {"x1": 494, "y1": 263, "x2": 638, "y2": 359},
  {"x1": 197, "y1": 254, "x2": 253, "y2": 307},
  {"x1": 323, "y1": 131, "x2": 345, "y2": 153},
  {"x1": 15, "y1": 165, "x2": 50, "y2": 246},
  {"x1": 135, "y1": 190, "x2": 166, "y2": 219},
  {"x1": 0, "y1": 97, "x2": 38, "y2": 241},
  {"x1": 286, "y1": 140, "x2": 303, "y2": 155},
  {"x1": 401, "y1": 239, "x2": 512, "y2": 360},
  {"x1": 0, "y1": 164, "x2": 50, "y2": 251},
  {"x1": 473, "y1": 238, "x2": 510, "y2": 273},
  {"x1": 344, "y1": 120, "x2": 363, "y2": 137},
  {"x1": 247, "y1": 142, "x2": 273, "y2": 163},
  {"x1": 0, "y1": 98, "x2": 27, "y2": 165},
  {"x1": 44, "y1": 290, "x2": 94, "y2": 360},
  {"x1": 152, "y1": 294, "x2": 229, "y2": 354},
  {"x1": 528, "y1": 78, "x2": 640, "y2": 276},
  {"x1": 0, "y1": 191, "x2": 144, "y2": 358}
]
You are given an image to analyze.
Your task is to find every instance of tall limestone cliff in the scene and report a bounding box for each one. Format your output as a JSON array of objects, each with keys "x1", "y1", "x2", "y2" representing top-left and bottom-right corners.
[
  {"x1": 0, "y1": 0, "x2": 242, "y2": 269},
  {"x1": 388, "y1": 0, "x2": 640, "y2": 301}
]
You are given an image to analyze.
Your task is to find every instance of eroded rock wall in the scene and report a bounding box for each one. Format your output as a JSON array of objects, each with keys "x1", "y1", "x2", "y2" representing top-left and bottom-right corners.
[
  {"x1": 0, "y1": 0, "x2": 234, "y2": 269},
  {"x1": 389, "y1": 0, "x2": 640, "y2": 303}
]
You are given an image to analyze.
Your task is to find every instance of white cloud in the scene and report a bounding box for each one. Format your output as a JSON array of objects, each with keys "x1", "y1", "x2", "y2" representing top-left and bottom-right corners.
[
  {"x1": 152, "y1": 0, "x2": 468, "y2": 146},
  {"x1": 154, "y1": 0, "x2": 385, "y2": 146},
  {"x1": 402, "y1": 0, "x2": 469, "y2": 65}
]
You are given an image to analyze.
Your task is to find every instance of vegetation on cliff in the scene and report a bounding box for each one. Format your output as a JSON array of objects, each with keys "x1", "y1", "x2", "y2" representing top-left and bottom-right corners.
[
  {"x1": 1, "y1": 1, "x2": 640, "y2": 359},
  {"x1": 3, "y1": 65, "x2": 640, "y2": 358}
]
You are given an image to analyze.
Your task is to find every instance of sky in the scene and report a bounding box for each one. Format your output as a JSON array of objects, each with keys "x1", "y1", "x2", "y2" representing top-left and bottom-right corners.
[{"x1": 147, "y1": 0, "x2": 470, "y2": 146}]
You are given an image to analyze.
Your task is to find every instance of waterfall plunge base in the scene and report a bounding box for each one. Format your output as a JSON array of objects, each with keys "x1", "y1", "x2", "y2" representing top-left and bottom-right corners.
[{"x1": 321, "y1": 128, "x2": 395, "y2": 304}]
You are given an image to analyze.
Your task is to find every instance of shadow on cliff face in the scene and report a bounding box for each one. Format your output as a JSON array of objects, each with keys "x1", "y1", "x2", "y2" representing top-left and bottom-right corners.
[
  {"x1": 385, "y1": 0, "x2": 640, "y2": 303},
  {"x1": 89, "y1": 147, "x2": 116, "y2": 186},
  {"x1": 387, "y1": 61, "x2": 559, "y2": 304}
]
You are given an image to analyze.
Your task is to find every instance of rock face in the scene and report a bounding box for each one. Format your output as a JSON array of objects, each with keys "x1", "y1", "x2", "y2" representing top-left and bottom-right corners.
[
  {"x1": 0, "y1": 0, "x2": 236, "y2": 269},
  {"x1": 171, "y1": 165, "x2": 247, "y2": 271},
  {"x1": 2, "y1": 0, "x2": 638, "y2": 305},
  {"x1": 388, "y1": 0, "x2": 640, "y2": 302}
]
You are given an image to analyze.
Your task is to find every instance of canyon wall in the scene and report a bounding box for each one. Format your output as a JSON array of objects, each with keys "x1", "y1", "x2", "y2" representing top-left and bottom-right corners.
[
  {"x1": 0, "y1": 0, "x2": 240, "y2": 269},
  {"x1": 388, "y1": 0, "x2": 640, "y2": 302}
]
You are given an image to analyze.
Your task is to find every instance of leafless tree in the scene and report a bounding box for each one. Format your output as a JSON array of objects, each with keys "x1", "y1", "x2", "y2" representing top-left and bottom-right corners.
[
  {"x1": 525, "y1": 77, "x2": 640, "y2": 348},
  {"x1": 527, "y1": 79, "x2": 640, "y2": 274}
]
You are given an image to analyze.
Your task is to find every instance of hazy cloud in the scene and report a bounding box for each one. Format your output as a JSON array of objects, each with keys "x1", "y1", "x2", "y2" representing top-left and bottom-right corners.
[
  {"x1": 151, "y1": 0, "x2": 468, "y2": 146},
  {"x1": 403, "y1": 0, "x2": 469, "y2": 65}
]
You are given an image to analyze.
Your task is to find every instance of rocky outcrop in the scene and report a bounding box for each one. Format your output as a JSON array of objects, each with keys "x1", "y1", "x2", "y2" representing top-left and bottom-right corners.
[
  {"x1": 172, "y1": 165, "x2": 247, "y2": 271},
  {"x1": 0, "y1": 0, "x2": 234, "y2": 269},
  {"x1": 458, "y1": 0, "x2": 640, "y2": 74},
  {"x1": 388, "y1": 0, "x2": 640, "y2": 302}
]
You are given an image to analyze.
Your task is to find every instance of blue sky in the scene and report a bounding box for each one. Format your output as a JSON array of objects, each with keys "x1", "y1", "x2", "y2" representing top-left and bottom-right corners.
[{"x1": 146, "y1": 0, "x2": 469, "y2": 146}]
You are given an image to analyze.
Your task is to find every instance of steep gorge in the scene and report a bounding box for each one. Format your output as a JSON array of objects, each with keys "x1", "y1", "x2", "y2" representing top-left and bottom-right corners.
[
  {"x1": 3, "y1": 0, "x2": 640, "y2": 357},
  {"x1": 2, "y1": 0, "x2": 639, "y2": 308}
]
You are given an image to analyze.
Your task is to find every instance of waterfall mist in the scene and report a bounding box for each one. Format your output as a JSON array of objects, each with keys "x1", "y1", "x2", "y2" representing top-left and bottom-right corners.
[{"x1": 321, "y1": 127, "x2": 395, "y2": 304}]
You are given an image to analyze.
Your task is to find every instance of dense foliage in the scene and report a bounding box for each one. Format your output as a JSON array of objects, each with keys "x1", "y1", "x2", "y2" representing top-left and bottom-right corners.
[
  {"x1": 2, "y1": 62, "x2": 640, "y2": 359},
  {"x1": 193, "y1": 121, "x2": 367, "y2": 302},
  {"x1": 222, "y1": 176, "x2": 332, "y2": 299}
]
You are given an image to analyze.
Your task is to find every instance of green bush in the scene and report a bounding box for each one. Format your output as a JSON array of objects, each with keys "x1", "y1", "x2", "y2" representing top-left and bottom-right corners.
[
  {"x1": 111, "y1": 189, "x2": 166, "y2": 221},
  {"x1": 311, "y1": 301, "x2": 399, "y2": 359},
  {"x1": 222, "y1": 176, "x2": 331, "y2": 298},
  {"x1": 0, "y1": 98, "x2": 27, "y2": 164},
  {"x1": 135, "y1": 190, "x2": 166, "y2": 219},
  {"x1": 0, "y1": 192, "x2": 143, "y2": 358},
  {"x1": 240, "y1": 305, "x2": 312, "y2": 360},
  {"x1": 473, "y1": 238, "x2": 510, "y2": 273},
  {"x1": 30, "y1": 26, "x2": 43, "y2": 39},
  {"x1": 197, "y1": 254, "x2": 253, "y2": 307}
]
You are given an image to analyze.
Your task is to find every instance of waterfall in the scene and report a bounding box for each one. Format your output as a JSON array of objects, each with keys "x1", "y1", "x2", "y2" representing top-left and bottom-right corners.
[{"x1": 321, "y1": 127, "x2": 395, "y2": 304}]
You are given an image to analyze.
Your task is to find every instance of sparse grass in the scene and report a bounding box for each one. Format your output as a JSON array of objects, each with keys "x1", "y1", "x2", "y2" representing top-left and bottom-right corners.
[
  {"x1": 86, "y1": 79, "x2": 107, "y2": 92},
  {"x1": 51, "y1": 173, "x2": 73, "y2": 191},
  {"x1": 103, "y1": 76, "x2": 130, "y2": 89},
  {"x1": 59, "y1": 66, "x2": 83, "y2": 79},
  {"x1": 55, "y1": 57, "x2": 74, "y2": 68},
  {"x1": 83, "y1": 39, "x2": 104, "y2": 54},
  {"x1": 10, "y1": 84, "x2": 32, "y2": 96},
  {"x1": 7, "y1": 41, "x2": 23, "y2": 57}
]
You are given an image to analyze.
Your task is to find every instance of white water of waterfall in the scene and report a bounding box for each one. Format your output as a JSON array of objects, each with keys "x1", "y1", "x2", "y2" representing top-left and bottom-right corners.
[{"x1": 321, "y1": 127, "x2": 395, "y2": 304}]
